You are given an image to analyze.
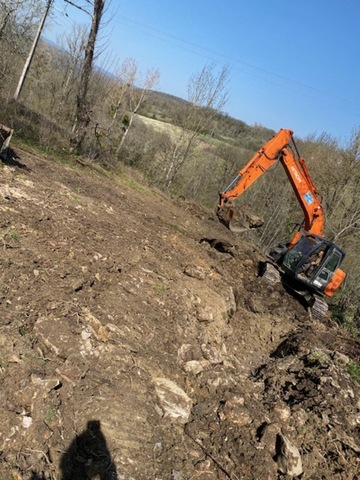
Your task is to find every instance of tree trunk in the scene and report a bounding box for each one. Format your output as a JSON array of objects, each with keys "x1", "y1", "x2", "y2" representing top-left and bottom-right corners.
[{"x1": 70, "y1": 0, "x2": 105, "y2": 153}]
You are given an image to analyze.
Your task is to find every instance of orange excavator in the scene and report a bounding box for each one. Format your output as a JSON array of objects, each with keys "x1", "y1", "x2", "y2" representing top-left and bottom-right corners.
[{"x1": 217, "y1": 128, "x2": 346, "y2": 318}]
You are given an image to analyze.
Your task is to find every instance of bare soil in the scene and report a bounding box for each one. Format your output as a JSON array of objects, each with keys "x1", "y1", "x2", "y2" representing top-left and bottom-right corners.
[{"x1": 0, "y1": 147, "x2": 359, "y2": 480}]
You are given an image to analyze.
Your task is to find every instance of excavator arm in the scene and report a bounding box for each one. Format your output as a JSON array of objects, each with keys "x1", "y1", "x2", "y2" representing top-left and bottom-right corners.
[
  {"x1": 279, "y1": 147, "x2": 324, "y2": 246},
  {"x1": 217, "y1": 128, "x2": 325, "y2": 242}
]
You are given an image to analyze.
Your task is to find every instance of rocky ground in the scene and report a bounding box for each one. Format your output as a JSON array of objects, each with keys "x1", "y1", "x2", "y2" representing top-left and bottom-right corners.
[{"x1": 0, "y1": 146, "x2": 359, "y2": 480}]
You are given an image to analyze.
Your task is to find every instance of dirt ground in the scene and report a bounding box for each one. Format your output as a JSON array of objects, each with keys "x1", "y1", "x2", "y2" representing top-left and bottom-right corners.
[{"x1": 0, "y1": 147, "x2": 359, "y2": 480}]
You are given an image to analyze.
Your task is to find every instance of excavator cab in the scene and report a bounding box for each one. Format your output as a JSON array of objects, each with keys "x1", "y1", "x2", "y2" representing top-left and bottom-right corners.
[{"x1": 281, "y1": 234, "x2": 346, "y2": 297}]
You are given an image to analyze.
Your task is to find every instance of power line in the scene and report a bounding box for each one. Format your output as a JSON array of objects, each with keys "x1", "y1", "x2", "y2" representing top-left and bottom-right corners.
[
  {"x1": 63, "y1": 0, "x2": 91, "y2": 16},
  {"x1": 112, "y1": 14, "x2": 359, "y2": 112}
]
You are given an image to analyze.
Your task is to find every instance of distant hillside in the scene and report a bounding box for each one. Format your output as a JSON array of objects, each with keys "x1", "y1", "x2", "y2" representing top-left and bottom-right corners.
[{"x1": 139, "y1": 89, "x2": 275, "y2": 148}]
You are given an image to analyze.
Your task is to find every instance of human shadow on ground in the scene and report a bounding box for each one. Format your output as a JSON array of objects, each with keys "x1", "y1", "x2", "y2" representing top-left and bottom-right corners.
[{"x1": 59, "y1": 419, "x2": 118, "y2": 480}]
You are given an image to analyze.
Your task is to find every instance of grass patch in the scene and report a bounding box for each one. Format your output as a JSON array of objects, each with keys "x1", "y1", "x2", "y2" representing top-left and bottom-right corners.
[
  {"x1": 45, "y1": 406, "x2": 55, "y2": 424},
  {"x1": 155, "y1": 284, "x2": 167, "y2": 294},
  {"x1": 7, "y1": 230, "x2": 20, "y2": 242},
  {"x1": 347, "y1": 360, "x2": 360, "y2": 384},
  {"x1": 18, "y1": 324, "x2": 28, "y2": 336},
  {"x1": 307, "y1": 350, "x2": 329, "y2": 364}
]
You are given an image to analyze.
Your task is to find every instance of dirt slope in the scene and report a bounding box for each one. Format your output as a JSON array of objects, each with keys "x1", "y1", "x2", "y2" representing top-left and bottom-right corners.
[{"x1": 0, "y1": 148, "x2": 359, "y2": 480}]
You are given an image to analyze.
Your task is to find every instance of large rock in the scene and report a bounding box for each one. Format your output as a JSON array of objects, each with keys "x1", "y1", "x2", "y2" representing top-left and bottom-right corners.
[
  {"x1": 275, "y1": 433, "x2": 303, "y2": 477},
  {"x1": 153, "y1": 378, "x2": 193, "y2": 424}
]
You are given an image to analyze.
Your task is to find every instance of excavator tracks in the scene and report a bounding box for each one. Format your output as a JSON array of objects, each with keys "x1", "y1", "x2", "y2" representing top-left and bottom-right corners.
[
  {"x1": 310, "y1": 296, "x2": 329, "y2": 320},
  {"x1": 260, "y1": 262, "x2": 281, "y2": 285},
  {"x1": 261, "y1": 262, "x2": 329, "y2": 320}
]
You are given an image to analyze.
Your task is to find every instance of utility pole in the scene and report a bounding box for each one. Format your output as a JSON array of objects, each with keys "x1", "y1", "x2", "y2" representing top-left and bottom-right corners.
[{"x1": 13, "y1": 0, "x2": 53, "y2": 101}]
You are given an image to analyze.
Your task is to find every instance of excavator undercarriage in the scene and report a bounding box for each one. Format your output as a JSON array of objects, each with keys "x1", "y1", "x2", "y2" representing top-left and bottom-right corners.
[{"x1": 259, "y1": 261, "x2": 329, "y2": 320}]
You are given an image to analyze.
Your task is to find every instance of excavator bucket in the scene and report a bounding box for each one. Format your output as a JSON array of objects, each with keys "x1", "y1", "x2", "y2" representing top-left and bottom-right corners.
[{"x1": 217, "y1": 201, "x2": 264, "y2": 233}]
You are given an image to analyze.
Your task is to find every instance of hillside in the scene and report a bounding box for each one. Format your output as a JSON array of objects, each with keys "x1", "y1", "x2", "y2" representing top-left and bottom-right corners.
[{"x1": 0, "y1": 146, "x2": 359, "y2": 480}]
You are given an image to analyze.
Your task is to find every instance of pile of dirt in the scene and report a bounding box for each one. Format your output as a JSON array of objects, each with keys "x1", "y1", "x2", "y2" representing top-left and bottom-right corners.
[{"x1": 0, "y1": 148, "x2": 359, "y2": 479}]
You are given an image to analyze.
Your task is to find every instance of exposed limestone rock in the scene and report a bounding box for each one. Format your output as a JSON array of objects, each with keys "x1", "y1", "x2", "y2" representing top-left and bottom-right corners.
[
  {"x1": 275, "y1": 433, "x2": 303, "y2": 477},
  {"x1": 183, "y1": 360, "x2": 210, "y2": 375},
  {"x1": 183, "y1": 265, "x2": 206, "y2": 280},
  {"x1": 154, "y1": 378, "x2": 193, "y2": 424},
  {"x1": 218, "y1": 396, "x2": 252, "y2": 426},
  {"x1": 271, "y1": 402, "x2": 291, "y2": 423},
  {"x1": 201, "y1": 343, "x2": 224, "y2": 364},
  {"x1": 34, "y1": 315, "x2": 74, "y2": 359}
]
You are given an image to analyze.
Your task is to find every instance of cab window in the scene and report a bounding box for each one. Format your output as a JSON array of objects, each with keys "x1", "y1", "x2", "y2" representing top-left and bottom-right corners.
[{"x1": 324, "y1": 252, "x2": 341, "y2": 273}]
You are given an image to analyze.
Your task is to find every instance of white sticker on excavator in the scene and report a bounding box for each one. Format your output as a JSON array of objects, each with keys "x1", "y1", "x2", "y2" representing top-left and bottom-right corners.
[{"x1": 304, "y1": 192, "x2": 314, "y2": 205}]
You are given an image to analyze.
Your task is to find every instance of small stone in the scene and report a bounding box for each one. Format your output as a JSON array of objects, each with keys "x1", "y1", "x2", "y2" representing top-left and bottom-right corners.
[
  {"x1": 8, "y1": 354, "x2": 22, "y2": 364},
  {"x1": 177, "y1": 344, "x2": 196, "y2": 362},
  {"x1": 81, "y1": 329, "x2": 92, "y2": 340},
  {"x1": 201, "y1": 344, "x2": 223, "y2": 364},
  {"x1": 196, "y1": 306, "x2": 214, "y2": 322},
  {"x1": 275, "y1": 433, "x2": 303, "y2": 477},
  {"x1": 271, "y1": 403, "x2": 291, "y2": 423},
  {"x1": 22, "y1": 416, "x2": 32, "y2": 429},
  {"x1": 183, "y1": 265, "x2": 206, "y2": 280},
  {"x1": 30, "y1": 375, "x2": 61, "y2": 392},
  {"x1": 355, "y1": 413, "x2": 360, "y2": 425},
  {"x1": 333, "y1": 351, "x2": 350, "y2": 365},
  {"x1": 183, "y1": 360, "x2": 209, "y2": 375}
]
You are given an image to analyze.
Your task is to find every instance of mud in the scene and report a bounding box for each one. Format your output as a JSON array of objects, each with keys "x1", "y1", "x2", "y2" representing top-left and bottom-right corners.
[{"x1": 0, "y1": 148, "x2": 359, "y2": 479}]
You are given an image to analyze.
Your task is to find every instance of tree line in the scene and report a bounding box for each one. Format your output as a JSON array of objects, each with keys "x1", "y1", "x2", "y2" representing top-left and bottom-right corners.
[{"x1": 1, "y1": 0, "x2": 359, "y2": 334}]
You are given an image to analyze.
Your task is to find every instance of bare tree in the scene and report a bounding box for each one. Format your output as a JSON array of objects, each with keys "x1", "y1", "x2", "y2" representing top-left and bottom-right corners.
[
  {"x1": 0, "y1": 0, "x2": 45, "y2": 94},
  {"x1": 52, "y1": 26, "x2": 89, "y2": 120},
  {"x1": 70, "y1": 0, "x2": 105, "y2": 153},
  {"x1": 301, "y1": 130, "x2": 360, "y2": 243},
  {"x1": 23, "y1": 24, "x2": 89, "y2": 123},
  {"x1": 114, "y1": 59, "x2": 159, "y2": 153},
  {"x1": 0, "y1": 0, "x2": 43, "y2": 41},
  {"x1": 93, "y1": 58, "x2": 159, "y2": 156},
  {"x1": 164, "y1": 63, "x2": 229, "y2": 188},
  {"x1": 329, "y1": 129, "x2": 360, "y2": 242}
]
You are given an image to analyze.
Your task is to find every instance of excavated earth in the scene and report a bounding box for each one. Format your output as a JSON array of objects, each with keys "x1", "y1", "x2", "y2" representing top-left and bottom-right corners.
[{"x1": 0, "y1": 147, "x2": 359, "y2": 480}]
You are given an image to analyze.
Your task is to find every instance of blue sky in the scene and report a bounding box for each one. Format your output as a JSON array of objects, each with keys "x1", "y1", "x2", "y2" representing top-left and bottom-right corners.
[{"x1": 46, "y1": 0, "x2": 360, "y2": 144}]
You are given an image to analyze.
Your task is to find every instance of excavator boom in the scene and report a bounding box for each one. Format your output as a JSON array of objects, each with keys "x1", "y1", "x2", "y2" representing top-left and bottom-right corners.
[
  {"x1": 218, "y1": 129, "x2": 293, "y2": 204},
  {"x1": 217, "y1": 129, "x2": 324, "y2": 240},
  {"x1": 279, "y1": 148, "x2": 324, "y2": 245}
]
